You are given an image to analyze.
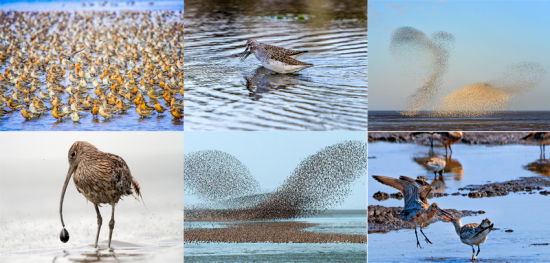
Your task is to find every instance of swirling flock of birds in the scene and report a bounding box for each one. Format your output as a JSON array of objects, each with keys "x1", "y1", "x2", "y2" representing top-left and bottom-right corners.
[
  {"x1": 0, "y1": 10, "x2": 183, "y2": 123},
  {"x1": 184, "y1": 140, "x2": 367, "y2": 221},
  {"x1": 391, "y1": 26, "x2": 546, "y2": 117}
]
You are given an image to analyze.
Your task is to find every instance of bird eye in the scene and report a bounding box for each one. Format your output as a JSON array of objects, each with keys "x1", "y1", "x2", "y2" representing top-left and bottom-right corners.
[{"x1": 71, "y1": 152, "x2": 75, "y2": 158}]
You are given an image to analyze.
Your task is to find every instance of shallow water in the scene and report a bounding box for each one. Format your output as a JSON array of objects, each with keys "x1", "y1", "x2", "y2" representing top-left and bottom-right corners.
[
  {"x1": 368, "y1": 111, "x2": 550, "y2": 131},
  {"x1": 184, "y1": 213, "x2": 367, "y2": 262},
  {"x1": 0, "y1": 132, "x2": 183, "y2": 262},
  {"x1": 0, "y1": 1, "x2": 184, "y2": 131},
  {"x1": 368, "y1": 142, "x2": 550, "y2": 262},
  {"x1": 184, "y1": 0, "x2": 368, "y2": 131}
]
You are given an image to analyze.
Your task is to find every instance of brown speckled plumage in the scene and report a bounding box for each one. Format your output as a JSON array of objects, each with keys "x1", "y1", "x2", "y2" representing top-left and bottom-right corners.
[
  {"x1": 60, "y1": 141, "x2": 142, "y2": 248},
  {"x1": 69, "y1": 141, "x2": 141, "y2": 205}
]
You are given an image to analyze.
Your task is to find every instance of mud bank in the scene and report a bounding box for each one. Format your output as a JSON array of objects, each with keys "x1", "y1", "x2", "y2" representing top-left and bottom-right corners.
[
  {"x1": 184, "y1": 222, "x2": 367, "y2": 243},
  {"x1": 368, "y1": 205, "x2": 484, "y2": 232},
  {"x1": 368, "y1": 132, "x2": 532, "y2": 145},
  {"x1": 373, "y1": 176, "x2": 550, "y2": 201}
]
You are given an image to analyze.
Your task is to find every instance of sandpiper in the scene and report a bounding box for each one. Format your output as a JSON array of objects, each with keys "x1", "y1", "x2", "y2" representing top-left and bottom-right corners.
[
  {"x1": 426, "y1": 157, "x2": 446, "y2": 178},
  {"x1": 372, "y1": 175, "x2": 446, "y2": 248},
  {"x1": 239, "y1": 38, "x2": 313, "y2": 74},
  {"x1": 412, "y1": 132, "x2": 463, "y2": 156},
  {"x1": 441, "y1": 214, "x2": 494, "y2": 261},
  {"x1": 523, "y1": 132, "x2": 550, "y2": 158}
]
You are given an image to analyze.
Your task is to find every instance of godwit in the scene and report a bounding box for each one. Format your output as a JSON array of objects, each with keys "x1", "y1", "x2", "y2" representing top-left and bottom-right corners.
[
  {"x1": 239, "y1": 38, "x2": 313, "y2": 74},
  {"x1": 372, "y1": 175, "x2": 446, "y2": 248},
  {"x1": 412, "y1": 132, "x2": 463, "y2": 156},
  {"x1": 59, "y1": 141, "x2": 143, "y2": 248},
  {"x1": 426, "y1": 157, "x2": 446, "y2": 179},
  {"x1": 441, "y1": 214, "x2": 494, "y2": 261},
  {"x1": 523, "y1": 132, "x2": 550, "y2": 158}
]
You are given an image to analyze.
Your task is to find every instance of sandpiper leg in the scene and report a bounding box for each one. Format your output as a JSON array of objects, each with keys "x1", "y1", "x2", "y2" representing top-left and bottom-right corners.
[
  {"x1": 475, "y1": 245, "x2": 481, "y2": 259},
  {"x1": 94, "y1": 204, "x2": 102, "y2": 248},
  {"x1": 471, "y1": 246, "x2": 475, "y2": 261},
  {"x1": 108, "y1": 204, "x2": 115, "y2": 248},
  {"x1": 419, "y1": 225, "x2": 432, "y2": 244},
  {"x1": 414, "y1": 227, "x2": 423, "y2": 249}
]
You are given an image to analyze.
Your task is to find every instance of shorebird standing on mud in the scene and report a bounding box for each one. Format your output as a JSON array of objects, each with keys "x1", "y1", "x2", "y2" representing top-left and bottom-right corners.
[
  {"x1": 441, "y1": 214, "x2": 494, "y2": 261},
  {"x1": 59, "y1": 141, "x2": 143, "y2": 248},
  {"x1": 523, "y1": 132, "x2": 550, "y2": 158},
  {"x1": 372, "y1": 175, "x2": 447, "y2": 248},
  {"x1": 239, "y1": 38, "x2": 313, "y2": 74},
  {"x1": 412, "y1": 132, "x2": 463, "y2": 157}
]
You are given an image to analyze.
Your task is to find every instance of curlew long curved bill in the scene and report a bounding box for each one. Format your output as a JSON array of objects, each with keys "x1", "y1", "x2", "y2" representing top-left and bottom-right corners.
[{"x1": 60, "y1": 164, "x2": 76, "y2": 228}]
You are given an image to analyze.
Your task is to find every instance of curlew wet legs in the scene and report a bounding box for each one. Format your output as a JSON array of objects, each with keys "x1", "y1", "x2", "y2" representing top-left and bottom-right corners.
[
  {"x1": 94, "y1": 204, "x2": 102, "y2": 248},
  {"x1": 108, "y1": 204, "x2": 115, "y2": 248}
]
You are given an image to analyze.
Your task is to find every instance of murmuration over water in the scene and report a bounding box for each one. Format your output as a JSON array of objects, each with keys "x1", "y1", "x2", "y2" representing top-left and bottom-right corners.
[
  {"x1": 184, "y1": 150, "x2": 261, "y2": 201},
  {"x1": 391, "y1": 27, "x2": 547, "y2": 118},
  {"x1": 184, "y1": 140, "x2": 367, "y2": 221},
  {"x1": 390, "y1": 26, "x2": 454, "y2": 116},
  {"x1": 431, "y1": 62, "x2": 547, "y2": 117}
]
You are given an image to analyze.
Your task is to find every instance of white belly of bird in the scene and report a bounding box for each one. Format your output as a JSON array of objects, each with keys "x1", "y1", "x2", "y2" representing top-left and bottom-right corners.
[{"x1": 262, "y1": 59, "x2": 308, "y2": 74}]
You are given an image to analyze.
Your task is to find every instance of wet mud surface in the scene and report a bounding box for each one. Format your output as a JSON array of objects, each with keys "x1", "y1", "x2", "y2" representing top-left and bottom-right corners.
[
  {"x1": 373, "y1": 176, "x2": 550, "y2": 201},
  {"x1": 368, "y1": 205, "x2": 484, "y2": 232},
  {"x1": 184, "y1": 222, "x2": 366, "y2": 243},
  {"x1": 369, "y1": 132, "x2": 533, "y2": 145}
]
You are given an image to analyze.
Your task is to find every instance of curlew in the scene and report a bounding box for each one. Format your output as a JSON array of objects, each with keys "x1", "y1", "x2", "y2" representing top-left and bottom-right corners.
[
  {"x1": 59, "y1": 141, "x2": 143, "y2": 248},
  {"x1": 441, "y1": 214, "x2": 494, "y2": 261},
  {"x1": 372, "y1": 175, "x2": 446, "y2": 248},
  {"x1": 523, "y1": 132, "x2": 550, "y2": 158},
  {"x1": 239, "y1": 38, "x2": 313, "y2": 74}
]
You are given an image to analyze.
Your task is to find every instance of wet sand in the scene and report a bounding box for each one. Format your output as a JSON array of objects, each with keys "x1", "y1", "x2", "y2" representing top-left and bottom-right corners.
[{"x1": 185, "y1": 221, "x2": 366, "y2": 243}]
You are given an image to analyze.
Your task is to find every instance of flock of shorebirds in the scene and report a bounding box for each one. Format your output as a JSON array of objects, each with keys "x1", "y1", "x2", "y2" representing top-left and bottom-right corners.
[
  {"x1": 0, "y1": 11, "x2": 183, "y2": 124},
  {"x1": 373, "y1": 131, "x2": 550, "y2": 261}
]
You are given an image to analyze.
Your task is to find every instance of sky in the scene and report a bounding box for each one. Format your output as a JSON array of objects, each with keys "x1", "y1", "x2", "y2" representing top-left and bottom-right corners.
[
  {"x1": 184, "y1": 132, "x2": 367, "y2": 210},
  {"x1": 369, "y1": 1, "x2": 550, "y2": 111}
]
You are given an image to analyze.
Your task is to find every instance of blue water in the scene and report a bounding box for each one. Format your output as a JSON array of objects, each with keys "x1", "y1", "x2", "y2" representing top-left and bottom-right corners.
[
  {"x1": 184, "y1": 213, "x2": 367, "y2": 262},
  {"x1": 368, "y1": 142, "x2": 550, "y2": 262}
]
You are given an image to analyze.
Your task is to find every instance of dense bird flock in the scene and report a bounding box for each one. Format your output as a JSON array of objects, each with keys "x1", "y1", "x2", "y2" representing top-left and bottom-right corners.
[
  {"x1": 0, "y1": 10, "x2": 183, "y2": 123},
  {"x1": 390, "y1": 27, "x2": 546, "y2": 117},
  {"x1": 184, "y1": 140, "x2": 367, "y2": 221}
]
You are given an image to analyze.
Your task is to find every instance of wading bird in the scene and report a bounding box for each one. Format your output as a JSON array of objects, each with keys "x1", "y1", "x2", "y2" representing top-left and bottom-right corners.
[
  {"x1": 372, "y1": 175, "x2": 446, "y2": 248},
  {"x1": 239, "y1": 38, "x2": 313, "y2": 74},
  {"x1": 441, "y1": 213, "x2": 494, "y2": 262},
  {"x1": 59, "y1": 141, "x2": 143, "y2": 248},
  {"x1": 523, "y1": 132, "x2": 549, "y2": 158}
]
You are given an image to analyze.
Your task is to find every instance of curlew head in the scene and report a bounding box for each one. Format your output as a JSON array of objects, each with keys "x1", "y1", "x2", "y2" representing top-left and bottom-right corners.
[{"x1": 59, "y1": 141, "x2": 98, "y2": 243}]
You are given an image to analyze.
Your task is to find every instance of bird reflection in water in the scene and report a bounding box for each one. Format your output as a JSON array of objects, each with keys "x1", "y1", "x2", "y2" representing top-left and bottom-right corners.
[
  {"x1": 413, "y1": 154, "x2": 464, "y2": 193},
  {"x1": 523, "y1": 159, "x2": 550, "y2": 177},
  {"x1": 243, "y1": 67, "x2": 308, "y2": 101}
]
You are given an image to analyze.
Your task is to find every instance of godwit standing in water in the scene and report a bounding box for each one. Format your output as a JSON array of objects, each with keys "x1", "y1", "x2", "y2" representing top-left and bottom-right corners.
[
  {"x1": 239, "y1": 38, "x2": 313, "y2": 74},
  {"x1": 441, "y1": 214, "x2": 494, "y2": 261},
  {"x1": 372, "y1": 175, "x2": 446, "y2": 248},
  {"x1": 412, "y1": 132, "x2": 463, "y2": 156},
  {"x1": 523, "y1": 132, "x2": 550, "y2": 158},
  {"x1": 59, "y1": 141, "x2": 143, "y2": 248},
  {"x1": 426, "y1": 157, "x2": 446, "y2": 179}
]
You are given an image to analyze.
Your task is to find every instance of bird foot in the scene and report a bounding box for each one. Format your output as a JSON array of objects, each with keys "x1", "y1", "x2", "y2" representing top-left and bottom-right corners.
[{"x1": 416, "y1": 242, "x2": 423, "y2": 249}]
